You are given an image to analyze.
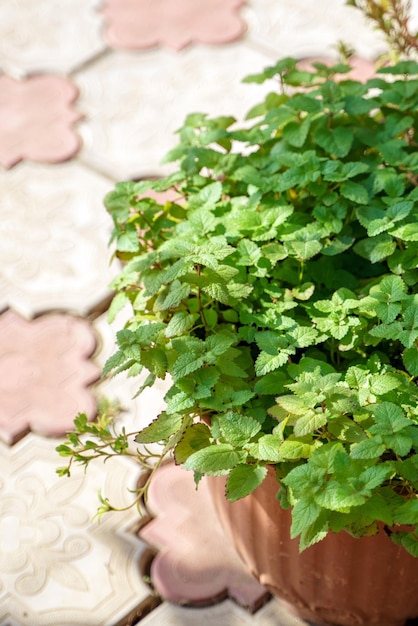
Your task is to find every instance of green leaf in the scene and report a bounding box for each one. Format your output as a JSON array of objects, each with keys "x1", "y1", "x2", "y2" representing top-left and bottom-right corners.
[
  {"x1": 154, "y1": 280, "x2": 191, "y2": 311},
  {"x1": 255, "y1": 351, "x2": 290, "y2": 376},
  {"x1": 315, "y1": 481, "x2": 366, "y2": 511},
  {"x1": 183, "y1": 443, "x2": 246, "y2": 475},
  {"x1": 351, "y1": 437, "x2": 386, "y2": 459},
  {"x1": 293, "y1": 411, "x2": 328, "y2": 437},
  {"x1": 403, "y1": 346, "x2": 418, "y2": 376},
  {"x1": 290, "y1": 497, "x2": 322, "y2": 539},
  {"x1": 354, "y1": 234, "x2": 396, "y2": 263},
  {"x1": 340, "y1": 181, "x2": 369, "y2": 205},
  {"x1": 226, "y1": 464, "x2": 268, "y2": 501},
  {"x1": 246, "y1": 435, "x2": 282, "y2": 462},
  {"x1": 174, "y1": 423, "x2": 212, "y2": 464},
  {"x1": 315, "y1": 126, "x2": 353, "y2": 157},
  {"x1": 171, "y1": 352, "x2": 205, "y2": 381},
  {"x1": 135, "y1": 412, "x2": 185, "y2": 443},
  {"x1": 279, "y1": 440, "x2": 313, "y2": 459},
  {"x1": 217, "y1": 411, "x2": 261, "y2": 446},
  {"x1": 165, "y1": 311, "x2": 198, "y2": 338}
]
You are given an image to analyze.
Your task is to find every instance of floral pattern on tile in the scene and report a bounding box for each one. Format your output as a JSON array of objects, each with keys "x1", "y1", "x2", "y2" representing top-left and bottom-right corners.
[
  {"x1": 0, "y1": 75, "x2": 81, "y2": 168},
  {"x1": 0, "y1": 310, "x2": 99, "y2": 444},
  {"x1": 0, "y1": 435, "x2": 151, "y2": 626},
  {"x1": 0, "y1": 162, "x2": 117, "y2": 318},
  {"x1": 101, "y1": 0, "x2": 246, "y2": 51},
  {"x1": 140, "y1": 462, "x2": 269, "y2": 610},
  {"x1": 0, "y1": 0, "x2": 105, "y2": 76}
]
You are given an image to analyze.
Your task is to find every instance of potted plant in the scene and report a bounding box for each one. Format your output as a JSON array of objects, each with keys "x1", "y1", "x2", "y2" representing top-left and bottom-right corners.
[{"x1": 57, "y1": 15, "x2": 418, "y2": 626}]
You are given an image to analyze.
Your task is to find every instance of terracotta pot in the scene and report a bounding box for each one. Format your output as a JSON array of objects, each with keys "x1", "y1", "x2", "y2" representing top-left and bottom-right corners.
[{"x1": 207, "y1": 466, "x2": 418, "y2": 626}]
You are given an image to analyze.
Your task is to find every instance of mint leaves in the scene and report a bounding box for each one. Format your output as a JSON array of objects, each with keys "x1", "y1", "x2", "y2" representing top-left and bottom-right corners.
[{"x1": 59, "y1": 57, "x2": 418, "y2": 557}]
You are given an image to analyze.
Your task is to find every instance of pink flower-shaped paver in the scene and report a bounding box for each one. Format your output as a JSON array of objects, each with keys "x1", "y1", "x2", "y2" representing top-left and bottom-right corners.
[
  {"x1": 0, "y1": 310, "x2": 99, "y2": 444},
  {"x1": 139, "y1": 461, "x2": 269, "y2": 610},
  {"x1": 102, "y1": 0, "x2": 246, "y2": 51},
  {"x1": 0, "y1": 75, "x2": 81, "y2": 169}
]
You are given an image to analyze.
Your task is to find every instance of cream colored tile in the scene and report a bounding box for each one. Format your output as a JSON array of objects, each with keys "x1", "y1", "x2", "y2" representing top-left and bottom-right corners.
[
  {"x1": 243, "y1": 0, "x2": 386, "y2": 60},
  {"x1": 0, "y1": 0, "x2": 106, "y2": 77},
  {"x1": 0, "y1": 434, "x2": 150, "y2": 626},
  {"x1": 140, "y1": 600, "x2": 260, "y2": 626},
  {"x1": 75, "y1": 45, "x2": 277, "y2": 180},
  {"x1": 0, "y1": 162, "x2": 118, "y2": 318}
]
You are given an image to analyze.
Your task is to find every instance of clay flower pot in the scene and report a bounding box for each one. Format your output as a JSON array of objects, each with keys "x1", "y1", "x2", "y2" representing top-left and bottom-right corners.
[{"x1": 207, "y1": 467, "x2": 418, "y2": 626}]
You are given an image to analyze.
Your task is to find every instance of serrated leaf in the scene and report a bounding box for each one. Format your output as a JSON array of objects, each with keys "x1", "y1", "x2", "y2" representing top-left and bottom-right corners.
[
  {"x1": 174, "y1": 423, "x2": 212, "y2": 464},
  {"x1": 315, "y1": 481, "x2": 366, "y2": 511},
  {"x1": 171, "y1": 353, "x2": 205, "y2": 381},
  {"x1": 294, "y1": 411, "x2": 328, "y2": 437},
  {"x1": 217, "y1": 411, "x2": 261, "y2": 446},
  {"x1": 246, "y1": 435, "x2": 282, "y2": 462},
  {"x1": 226, "y1": 464, "x2": 268, "y2": 501},
  {"x1": 354, "y1": 234, "x2": 396, "y2": 263},
  {"x1": 183, "y1": 443, "x2": 246, "y2": 475},
  {"x1": 279, "y1": 440, "x2": 312, "y2": 459},
  {"x1": 165, "y1": 311, "x2": 198, "y2": 338},
  {"x1": 340, "y1": 181, "x2": 369, "y2": 205},
  {"x1": 290, "y1": 497, "x2": 322, "y2": 539},
  {"x1": 154, "y1": 280, "x2": 191, "y2": 311},
  {"x1": 315, "y1": 126, "x2": 353, "y2": 157},
  {"x1": 135, "y1": 412, "x2": 185, "y2": 443},
  {"x1": 403, "y1": 346, "x2": 418, "y2": 376},
  {"x1": 351, "y1": 437, "x2": 386, "y2": 459},
  {"x1": 255, "y1": 351, "x2": 291, "y2": 376}
]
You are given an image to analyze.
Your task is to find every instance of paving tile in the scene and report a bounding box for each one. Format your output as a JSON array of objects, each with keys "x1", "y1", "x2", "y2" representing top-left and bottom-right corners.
[
  {"x1": 0, "y1": 162, "x2": 118, "y2": 318},
  {"x1": 0, "y1": 434, "x2": 151, "y2": 626},
  {"x1": 101, "y1": 0, "x2": 246, "y2": 51},
  {"x1": 139, "y1": 462, "x2": 268, "y2": 610},
  {"x1": 75, "y1": 45, "x2": 276, "y2": 180},
  {"x1": 0, "y1": 74, "x2": 81, "y2": 169},
  {"x1": 0, "y1": 0, "x2": 105, "y2": 76},
  {"x1": 243, "y1": 0, "x2": 386, "y2": 60},
  {"x1": 139, "y1": 598, "x2": 307, "y2": 626},
  {"x1": 0, "y1": 310, "x2": 99, "y2": 444}
]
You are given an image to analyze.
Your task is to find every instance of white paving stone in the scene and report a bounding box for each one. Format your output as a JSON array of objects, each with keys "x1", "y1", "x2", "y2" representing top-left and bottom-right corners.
[
  {"x1": 75, "y1": 45, "x2": 277, "y2": 181},
  {"x1": 0, "y1": 161, "x2": 118, "y2": 318},
  {"x1": 0, "y1": 0, "x2": 106, "y2": 77},
  {"x1": 0, "y1": 434, "x2": 150, "y2": 626},
  {"x1": 243, "y1": 0, "x2": 387, "y2": 60}
]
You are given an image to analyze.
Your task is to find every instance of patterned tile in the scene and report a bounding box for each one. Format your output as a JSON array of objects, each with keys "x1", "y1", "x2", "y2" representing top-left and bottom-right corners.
[
  {"x1": 0, "y1": 162, "x2": 118, "y2": 318},
  {"x1": 0, "y1": 75, "x2": 81, "y2": 169},
  {"x1": 101, "y1": 0, "x2": 246, "y2": 51},
  {"x1": 75, "y1": 45, "x2": 276, "y2": 180},
  {"x1": 0, "y1": 310, "x2": 99, "y2": 444},
  {"x1": 0, "y1": 434, "x2": 151, "y2": 626},
  {"x1": 139, "y1": 598, "x2": 307, "y2": 626},
  {"x1": 243, "y1": 0, "x2": 386, "y2": 59},
  {"x1": 139, "y1": 462, "x2": 268, "y2": 610},
  {"x1": 0, "y1": 0, "x2": 105, "y2": 77}
]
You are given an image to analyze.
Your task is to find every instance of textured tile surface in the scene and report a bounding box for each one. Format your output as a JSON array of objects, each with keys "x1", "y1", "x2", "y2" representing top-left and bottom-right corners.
[
  {"x1": 243, "y1": 0, "x2": 386, "y2": 59},
  {"x1": 0, "y1": 162, "x2": 117, "y2": 318},
  {"x1": 102, "y1": 0, "x2": 246, "y2": 51},
  {"x1": 75, "y1": 45, "x2": 276, "y2": 179},
  {"x1": 140, "y1": 462, "x2": 269, "y2": 610},
  {"x1": 0, "y1": 435, "x2": 150, "y2": 626},
  {"x1": 0, "y1": 0, "x2": 105, "y2": 76},
  {"x1": 0, "y1": 75, "x2": 81, "y2": 169},
  {"x1": 0, "y1": 310, "x2": 99, "y2": 444}
]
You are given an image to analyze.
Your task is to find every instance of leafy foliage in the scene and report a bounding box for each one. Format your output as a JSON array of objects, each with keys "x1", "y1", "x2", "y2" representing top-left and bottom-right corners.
[{"x1": 58, "y1": 57, "x2": 418, "y2": 556}]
